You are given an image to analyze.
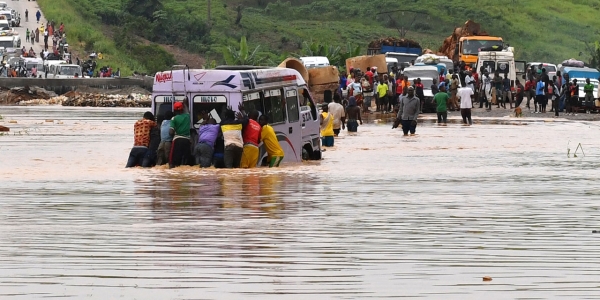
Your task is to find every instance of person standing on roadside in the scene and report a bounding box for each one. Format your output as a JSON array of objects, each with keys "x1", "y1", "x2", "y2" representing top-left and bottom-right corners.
[
  {"x1": 169, "y1": 102, "x2": 192, "y2": 168},
  {"x1": 25, "y1": 9, "x2": 28, "y2": 22},
  {"x1": 458, "y1": 83, "x2": 474, "y2": 125},
  {"x1": 535, "y1": 77, "x2": 545, "y2": 113},
  {"x1": 377, "y1": 75, "x2": 388, "y2": 114},
  {"x1": 583, "y1": 78, "x2": 594, "y2": 114},
  {"x1": 525, "y1": 77, "x2": 535, "y2": 110},
  {"x1": 449, "y1": 74, "x2": 460, "y2": 111},
  {"x1": 36, "y1": 10, "x2": 41, "y2": 24},
  {"x1": 493, "y1": 71, "x2": 503, "y2": 108},
  {"x1": 328, "y1": 94, "x2": 345, "y2": 137},
  {"x1": 480, "y1": 71, "x2": 492, "y2": 110},
  {"x1": 515, "y1": 79, "x2": 524, "y2": 108},
  {"x1": 569, "y1": 79, "x2": 579, "y2": 115},
  {"x1": 345, "y1": 96, "x2": 362, "y2": 133},
  {"x1": 393, "y1": 86, "x2": 420, "y2": 136},
  {"x1": 502, "y1": 73, "x2": 512, "y2": 109},
  {"x1": 125, "y1": 111, "x2": 157, "y2": 168},
  {"x1": 435, "y1": 85, "x2": 449, "y2": 126}
]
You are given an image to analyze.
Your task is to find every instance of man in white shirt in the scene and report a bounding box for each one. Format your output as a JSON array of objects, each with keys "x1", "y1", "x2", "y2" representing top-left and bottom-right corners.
[
  {"x1": 328, "y1": 95, "x2": 346, "y2": 136},
  {"x1": 465, "y1": 71, "x2": 475, "y2": 92},
  {"x1": 458, "y1": 84, "x2": 474, "y2": 125},
  {"x1": 479, "y1": 71, "x2": 492, "y2": 110}
]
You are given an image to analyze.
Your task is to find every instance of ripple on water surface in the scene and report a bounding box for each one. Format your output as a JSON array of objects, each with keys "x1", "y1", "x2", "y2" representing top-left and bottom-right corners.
[{"x1": 1, "y1": 107, "x2": 600, "y2": 299}]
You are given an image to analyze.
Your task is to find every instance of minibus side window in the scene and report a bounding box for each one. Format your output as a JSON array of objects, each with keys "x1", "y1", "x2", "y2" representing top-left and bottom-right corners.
[
  {"x1": 242, "y1": 91, "x2": 263, "y2": 115},
  {"x1": 286, "y1": 89, "x2": 300, "y2": 123},
  {"x1": 156, "y1": 103, "x2": 172, "y2": 121},
  {"x1": 263, "y1": 89, "x2": 286, "y2": 124},
  {"x1": 300, "y1": 88, "x2": 317, "y2": 120}
]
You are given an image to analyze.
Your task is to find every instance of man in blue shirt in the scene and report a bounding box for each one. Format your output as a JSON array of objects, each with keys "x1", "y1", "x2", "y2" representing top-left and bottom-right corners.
[
  {"x1": 156, "y1": 111, "x2": 173, "y2": 165},
  {"x1": 535, "y1": 77, "x2": 545, "y2": 113}
]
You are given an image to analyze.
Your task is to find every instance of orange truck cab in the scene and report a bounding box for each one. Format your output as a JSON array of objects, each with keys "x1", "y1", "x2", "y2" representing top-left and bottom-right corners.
[{"x1": 458, "y1": 36, "x2": 503, "y2": 68}]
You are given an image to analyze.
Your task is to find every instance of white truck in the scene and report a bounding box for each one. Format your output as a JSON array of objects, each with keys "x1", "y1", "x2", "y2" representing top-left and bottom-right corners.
[{"x1": 476, "y1": 49, "x2": 516, "y2": 84}]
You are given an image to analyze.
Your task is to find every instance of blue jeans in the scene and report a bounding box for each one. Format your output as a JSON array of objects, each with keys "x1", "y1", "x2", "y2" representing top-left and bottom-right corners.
[
  {"x1": 126, "y1": 147, "x2": 151, "y2": 168},
  {"x1": 401, "y1": 120, "x2": 417, "y2": 135},
  {"x1": 194, "y1": 142, "x2": 214, "y2": 168},
  {"x1": 322, "y1": 136, "x2": 334, "y2": 147}
]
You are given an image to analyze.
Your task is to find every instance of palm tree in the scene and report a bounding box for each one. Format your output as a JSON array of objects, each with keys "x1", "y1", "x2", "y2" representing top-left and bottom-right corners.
[{"x1": 222, "y1": 36, "x2": 263, "y2": 65}]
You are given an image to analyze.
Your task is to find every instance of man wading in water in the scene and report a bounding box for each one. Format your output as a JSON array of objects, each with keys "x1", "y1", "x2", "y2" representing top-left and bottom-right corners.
[
  {"x1": 393, "y1": 86, "x2": 420, "y2": 136},
  {"x1": 345, "y1": 96, "x2": 362, "y2": 133},
  {"x1": 126, "y1": 112, "x2": 157, "y2": 168},
  {"x1": 169, "y1": 102, "x2": 192, "y2": 168}
]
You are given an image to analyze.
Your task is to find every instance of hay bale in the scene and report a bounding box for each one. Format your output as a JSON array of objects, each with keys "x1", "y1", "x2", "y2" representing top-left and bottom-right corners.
[
  {"x1": 307, "y1": 66, "x2": 339, "y2": 86},
  {"x1": 346, "y1": 54, "x2": 388, "y2": 74}
]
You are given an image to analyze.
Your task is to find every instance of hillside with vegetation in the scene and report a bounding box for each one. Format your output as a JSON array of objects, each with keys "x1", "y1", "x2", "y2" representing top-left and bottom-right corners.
[{"x1": 37, "y1": 0, "x2": 600, "y2": 76}]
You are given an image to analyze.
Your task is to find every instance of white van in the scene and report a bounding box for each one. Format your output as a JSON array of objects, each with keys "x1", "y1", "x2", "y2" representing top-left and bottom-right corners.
[
  {"x1": 0, "y1": 19, "x2": 10, "y2": 32},
  {"x1": 527, "y1": 62, "x2": 558, "y2": 79},
  {"x1": 0, "y1": 34, "x2": 19, "y2": 49},
  {"x1": 300, "y1": 56, "x2": 330, "y2": 69},
  {"x1": 49, "y1": 63, "x2": 82, "y2": 78},
  {"x1": 385, "y1": 57, "x2": 398, "y2": 72},
  {"x1": 476, "y1": 50, "x2": 516, "y2": 84}
]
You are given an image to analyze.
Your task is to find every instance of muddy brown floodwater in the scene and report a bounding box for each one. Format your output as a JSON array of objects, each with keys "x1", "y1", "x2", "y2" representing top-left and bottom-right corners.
[{"x1": 2, "y1": 106, "x2": 600, "y2": 299}]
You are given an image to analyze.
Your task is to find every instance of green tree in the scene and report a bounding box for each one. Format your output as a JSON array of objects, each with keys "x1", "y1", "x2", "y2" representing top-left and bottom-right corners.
[
  {"x1": 124, "y1": 0, "x2": 163, "y2": 21},
  {"x1": 223, "y1": 36, "x2": 264, "y2": 65}
]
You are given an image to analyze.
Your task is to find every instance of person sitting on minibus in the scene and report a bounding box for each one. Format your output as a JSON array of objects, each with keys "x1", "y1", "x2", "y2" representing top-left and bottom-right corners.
[
  {"x1": 195, "y1": 116, "x2": 220, "y2": 168},
  {"x1": 169, "y1": 102, "x2": 192, "y2": 168},
  {"x1": 258, "y1": 115, "x2": 285, "y2": 167},
  {"x1": 220, "y1": 108, "x2": 248, "y2": 168},
  {"x1": 240, "y1": 108, "x2": 262, "y2": 168}
]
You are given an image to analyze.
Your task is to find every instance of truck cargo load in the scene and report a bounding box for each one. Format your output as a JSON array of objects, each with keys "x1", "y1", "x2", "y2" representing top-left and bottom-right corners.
[{"x1": 368, "y1": 37, "x2": 422, "y2": 56}]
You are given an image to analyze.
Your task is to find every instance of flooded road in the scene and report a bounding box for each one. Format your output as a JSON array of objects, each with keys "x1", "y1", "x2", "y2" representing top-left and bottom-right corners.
[{"x1": 2, "y1": 107, "x2": 600, "y2": 299}]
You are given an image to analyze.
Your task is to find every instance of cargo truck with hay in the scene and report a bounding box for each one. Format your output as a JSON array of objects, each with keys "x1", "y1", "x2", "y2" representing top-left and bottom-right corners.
[{"x1": 439, "y1": 20, "x2": 503, "y2": 68}]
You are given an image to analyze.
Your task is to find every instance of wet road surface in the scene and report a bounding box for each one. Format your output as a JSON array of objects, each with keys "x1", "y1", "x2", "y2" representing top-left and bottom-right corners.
[{"x1": 1, "y1": 107, "x2": 600, "y2": 299}]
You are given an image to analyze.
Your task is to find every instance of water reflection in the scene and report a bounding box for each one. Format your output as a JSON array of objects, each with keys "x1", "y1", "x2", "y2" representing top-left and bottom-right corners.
[{"x1": 137, "y1": 171, "x2": 314, "y2": 221}]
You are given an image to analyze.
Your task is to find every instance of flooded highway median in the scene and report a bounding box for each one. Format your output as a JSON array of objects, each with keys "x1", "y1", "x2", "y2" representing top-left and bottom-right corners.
[{"x1": 1, "y1": 106, "x2": 600, "y2": 299}]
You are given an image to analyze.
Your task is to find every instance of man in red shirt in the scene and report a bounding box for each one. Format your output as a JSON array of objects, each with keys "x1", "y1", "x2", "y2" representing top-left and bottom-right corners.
[
  {"x1": 525, "y1": 78, "x2": 535, "y2": 109},
  {"x1": 126, "y1": 111, "x2": 156, "y2": 168},
  {"x1": 240, "y1": 109, "x2": 262, "y2": 168}
]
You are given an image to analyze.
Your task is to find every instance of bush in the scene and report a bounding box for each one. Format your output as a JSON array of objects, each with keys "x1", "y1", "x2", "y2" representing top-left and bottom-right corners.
[{"x1": 132, "y1": 44, "x2": 176, "y2": 74}]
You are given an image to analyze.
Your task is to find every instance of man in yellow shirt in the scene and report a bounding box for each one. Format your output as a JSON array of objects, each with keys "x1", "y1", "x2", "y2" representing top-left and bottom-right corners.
[
  {"x1": 258, "y1": 115, "x2": 285, "y2": 167},
  {"x1": 377, "y1": 76, "x2": 389, "y2": 113},
  {"x1": 320, "y1": 103, "x2": 335, "y2": 147}
]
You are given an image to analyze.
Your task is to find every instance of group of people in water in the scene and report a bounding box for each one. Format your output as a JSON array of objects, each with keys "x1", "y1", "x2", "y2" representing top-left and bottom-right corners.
[{"x1": 125, "y1": 102, "x2": 285, "y2": 169}]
